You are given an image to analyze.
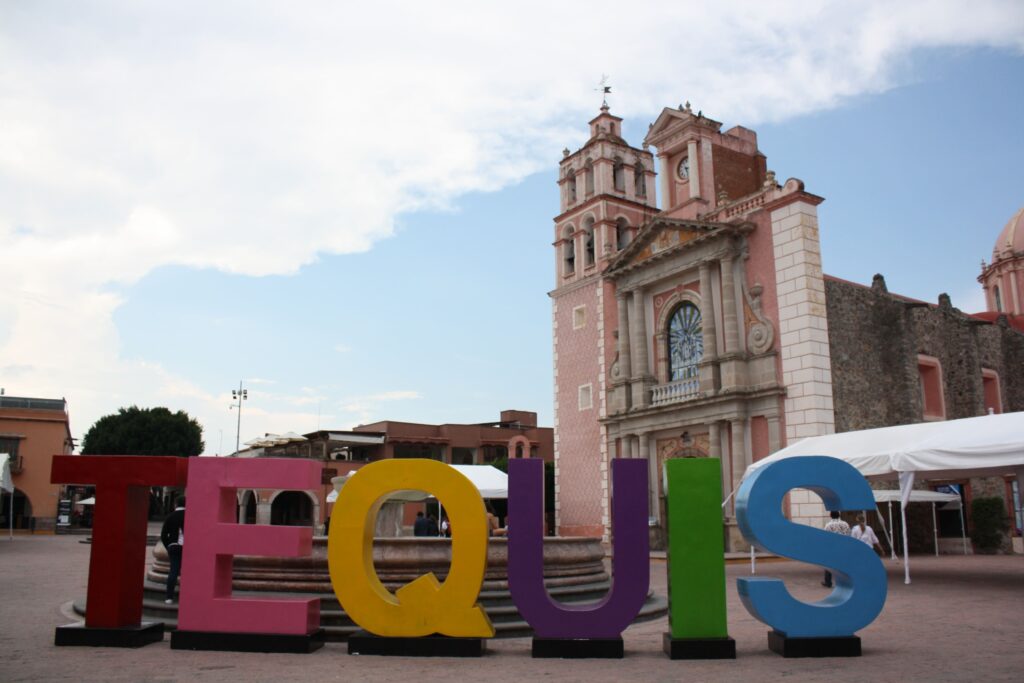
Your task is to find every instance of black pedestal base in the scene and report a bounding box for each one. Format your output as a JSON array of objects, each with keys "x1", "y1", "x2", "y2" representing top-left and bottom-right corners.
[
  {"x1": 662, "y1": 633, "x2": 736, "y2": 659},
  {"x1": 170, "y1": 628, "x2": 325, "y2": 653},
  {"x1": 347, "y1": 631, "x2": 486, "y2": 657},
  {"x1": 767, "y1": 630, "x2": 861, "y2": 657},
  {"x1": 531, "y1": 637, "x2": 624, "y2": 659},
  {"x1": 55, "y1": 621, "x2": 165, "y2": 648}
]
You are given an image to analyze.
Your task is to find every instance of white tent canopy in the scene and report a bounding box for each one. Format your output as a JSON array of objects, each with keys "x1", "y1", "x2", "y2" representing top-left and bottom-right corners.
[
  {"x1": 741, "y1": 412, "x2": 1024, "y2": 584},
  {"x1": 448, "y1": 465, "x2": 509, "y2": 499},
  {"x1": 872, "y1": 489, "x2": 960, "y2": 506},
  {"x1": 745, "y1": 412, "x2": 1024, "y2": 483},
  {"x1": 326, "y1": 464, "x2": 509, "y2": 504}
]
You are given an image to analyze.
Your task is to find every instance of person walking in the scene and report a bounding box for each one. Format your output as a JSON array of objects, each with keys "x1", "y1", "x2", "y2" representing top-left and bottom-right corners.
[
  {"x1": 822, "y1": 510, "x2": 850, "y2": 588},
  {"x1": 160, "y1": 496, "x2": 186, "y2": 604},
  {"x1": 852, "y1": 514, "x2": 883, "y2": 553}
]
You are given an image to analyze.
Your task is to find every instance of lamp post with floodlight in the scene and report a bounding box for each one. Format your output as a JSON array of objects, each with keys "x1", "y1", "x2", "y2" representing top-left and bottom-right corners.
[{"x1": 231, "y1": 382, "x2": 248, "y2": 454}]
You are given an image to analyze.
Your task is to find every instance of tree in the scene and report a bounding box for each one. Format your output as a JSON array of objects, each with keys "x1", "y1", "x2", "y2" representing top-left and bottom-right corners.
[
  {"x1": 970, "y1": 496, "x2": 1010, "y2": 554},
  {"x1": 81, "y1": 406, "x2": 204, "y2": 457}
]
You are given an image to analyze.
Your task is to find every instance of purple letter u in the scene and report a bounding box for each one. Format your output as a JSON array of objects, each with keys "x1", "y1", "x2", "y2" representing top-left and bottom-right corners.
[{"x1": 507, "y1": 458, "x2": 649, "y2": 638}]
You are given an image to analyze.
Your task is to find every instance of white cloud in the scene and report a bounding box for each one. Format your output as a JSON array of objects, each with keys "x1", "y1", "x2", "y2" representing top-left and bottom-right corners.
[
  {"x1": 1, "y1": 1, "x2": 1021, "y2": 449},
  {"x1": 339, "y1": 390, "x2": 423, "y2": 427}
]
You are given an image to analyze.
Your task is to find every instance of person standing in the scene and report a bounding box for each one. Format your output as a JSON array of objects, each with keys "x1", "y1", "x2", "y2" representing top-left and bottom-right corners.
[
  {"x1": 160, "y1": 496, "x2": 186, "y2": 604},
  {"x1": 852, "y1": 514, "x2": 883, "y2": 553},
  {"x1": 413, "y1": 511, "x2": 430, "y2": 537},
  {"x1": 822, "y1": 510, "x2": 851, "y2": 588}
]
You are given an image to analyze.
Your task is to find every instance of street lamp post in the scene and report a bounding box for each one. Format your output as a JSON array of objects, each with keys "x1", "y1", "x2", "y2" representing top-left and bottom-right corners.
[{"x1": 231, "y1": 382, "x2": 248, "y2": 454}]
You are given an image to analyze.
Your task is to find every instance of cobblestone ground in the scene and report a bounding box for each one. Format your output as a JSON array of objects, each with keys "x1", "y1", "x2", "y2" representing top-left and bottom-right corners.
[{"x1": 1, "y1": 532, "x2": 1022, "y2": 682}]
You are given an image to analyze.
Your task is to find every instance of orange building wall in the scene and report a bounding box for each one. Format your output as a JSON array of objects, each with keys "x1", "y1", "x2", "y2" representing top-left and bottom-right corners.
[{"x1": 1, "y1": 405, "x2": 73, "y2": 531}]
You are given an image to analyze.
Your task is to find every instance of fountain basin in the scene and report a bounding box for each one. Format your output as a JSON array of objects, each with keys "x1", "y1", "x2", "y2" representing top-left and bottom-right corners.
[{"x1": 127, "y1": 536, "x2": 667, "y2": 639}]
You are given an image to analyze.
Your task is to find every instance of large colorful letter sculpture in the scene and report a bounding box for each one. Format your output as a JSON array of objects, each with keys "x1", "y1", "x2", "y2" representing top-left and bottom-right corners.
[
  {"x1": 662, "y1": 457, "x2": 735, "y2": 659},
  {"x1": 328, "y1": 459, "x2": 494, "y2": 639},
  {"x1": 508, "y1": 458, "x2": 648, "y2": 658},
  {"x1": 50, "y1": 455, "x2": 188, "y2": 647},
  {"x1": 736, "y1": 456, "x2": 887, "y2": 655},
  {"x1": 172, "y1": 457, "x2": 324, "y2": 653}
]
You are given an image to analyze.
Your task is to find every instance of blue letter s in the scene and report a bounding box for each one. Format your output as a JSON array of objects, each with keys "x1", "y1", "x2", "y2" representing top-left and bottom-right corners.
[{"x1": 736, "y1": 456, "x2": 886, "y2": 637}]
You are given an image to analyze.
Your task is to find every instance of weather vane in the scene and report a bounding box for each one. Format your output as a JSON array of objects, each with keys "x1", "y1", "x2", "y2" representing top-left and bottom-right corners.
[{"x1": 595, "y1": 74, "x2": 611, "y2": 108}]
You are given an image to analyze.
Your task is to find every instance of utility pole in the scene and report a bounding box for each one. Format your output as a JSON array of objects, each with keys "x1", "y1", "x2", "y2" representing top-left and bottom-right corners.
[{"x1": 231, "y1": 381, "x2": 248, "y2": 454}]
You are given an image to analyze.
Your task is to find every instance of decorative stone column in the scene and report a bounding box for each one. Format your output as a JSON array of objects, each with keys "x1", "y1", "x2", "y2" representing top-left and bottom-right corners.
[
  {"x1": 630, "y1": 288, "x2": 652, "y2": 408},
  {"x1": 608, "y1": 293, "x2": 632, "y2": 415},
  {"x1": 767, "y1": 415, "x2": 781, "y2": 455},
  {"x1": 698, "y1": 262, "x2": 718, "y2": 361},
  {"x1": 730, "y1": 419, "x2": 748, "y2": 508},
  {"x1": 719, "y1": 253, "x2": 740, "y2": 353},
  {"x1": 628, "y1": 434, "x2": 640, "y2": 459},
  {"x1": 687, "y1": 139, "x2": 701, "y2": 200},
  {"x1": 658, "y1": 154, "x2": 671, "y2": 209},
  {"x1": 256, "y1": 500, "x2": 272, "y2": 526},
  {"x1": 708, "y1": 421, "x2": 727, "y2": 507},
  {"x1": 718, "y1": 252, "x2": 745, "y2": 390},
  {"x1": 698, "y1": 262, "x2": 719, "y2": 394},
  {"x1": 617, "y1": 292, "x2": 632, "y2": 377},
  {"x1": 641, "y1": 432, "x2": 657, "y2": 524}
]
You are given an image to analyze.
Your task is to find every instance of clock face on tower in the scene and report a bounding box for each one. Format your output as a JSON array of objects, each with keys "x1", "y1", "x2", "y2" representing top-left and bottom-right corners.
[{"x1": 677, "y1": 156, "x2": 690, "y2": 180}]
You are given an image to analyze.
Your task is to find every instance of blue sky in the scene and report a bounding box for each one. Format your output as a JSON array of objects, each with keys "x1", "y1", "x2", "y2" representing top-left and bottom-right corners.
[{"x1": 2, "y1": 3, "x2": 1023, "y2": 452}]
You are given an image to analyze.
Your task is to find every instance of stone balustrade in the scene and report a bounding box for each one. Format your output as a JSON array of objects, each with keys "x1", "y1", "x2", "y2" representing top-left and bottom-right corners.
[{"x1": 651, "y1": 377, "x2": 701, "y2": 406}]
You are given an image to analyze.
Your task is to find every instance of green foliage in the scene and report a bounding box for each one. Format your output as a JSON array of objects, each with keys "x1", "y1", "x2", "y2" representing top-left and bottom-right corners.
[
  {"x1": 970, "y1": 496, "x2": 1009, "y2": 554},
  {"x1": 81, "y1": 406, "x2": 204, "y2": 457}
]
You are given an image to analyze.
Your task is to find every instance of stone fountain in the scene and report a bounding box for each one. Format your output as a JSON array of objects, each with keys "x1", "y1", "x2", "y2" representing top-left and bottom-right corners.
[
  {"x1": 93, "y1": 474, "x2": 666, "y2": 638},
  {"x1": 136, "y1": 534, "x2": 666, "y2": 639}
]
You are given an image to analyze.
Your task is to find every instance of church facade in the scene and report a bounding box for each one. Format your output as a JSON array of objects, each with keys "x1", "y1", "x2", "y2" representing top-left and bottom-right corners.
[{"x1": 550, "y1": 103, "x2": 1024, "y2": 550}]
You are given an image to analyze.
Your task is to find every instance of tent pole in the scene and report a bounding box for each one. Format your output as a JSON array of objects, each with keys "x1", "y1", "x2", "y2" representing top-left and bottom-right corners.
[
  {"x1": 875, "y1": 505, "x2": 895, "y2": 560},
  {"x1": 900, "y1": 502, "x2": 911, "y2": 584},
  {"x1": 958, "y1": 500, "x2": 968, "y2": 555},
  {"x1": 888, "y1": 501, "x2": 897, "y2": 560},
  {"x1": 750, "y1": 544, "x2": 756, "y2": 575},
  {"x1": 932, "y1": 502, "x2": 939, "y2": 557},
  {"x1": 8, "y1": 490, "x2": 13, "y2": 541},
  {"x1": 1016, "y1": 467, "x2": 1024, "y2": 549},
  {"x1": 438, "y1": 501, "x2": 444, "y2": 537}
]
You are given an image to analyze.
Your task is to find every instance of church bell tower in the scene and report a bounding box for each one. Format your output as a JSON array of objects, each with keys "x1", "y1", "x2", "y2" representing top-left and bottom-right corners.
[{"x1": 550, "y1": 105, "x2": 656, "y2": 538}]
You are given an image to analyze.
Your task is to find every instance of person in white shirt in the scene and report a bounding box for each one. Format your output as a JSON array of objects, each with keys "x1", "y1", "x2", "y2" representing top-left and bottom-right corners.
[
  {"x1": 822, "y1": 510, "x2": 851, "y2": 588},
  {"x1": 852, "y1": 514, "x2": 883, "y2": 553}
]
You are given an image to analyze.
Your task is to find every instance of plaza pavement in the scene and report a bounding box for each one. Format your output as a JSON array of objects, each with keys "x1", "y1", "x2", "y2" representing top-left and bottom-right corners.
[{"x1": 1, "y1": 531, "x2": 1022, "y2": 682}]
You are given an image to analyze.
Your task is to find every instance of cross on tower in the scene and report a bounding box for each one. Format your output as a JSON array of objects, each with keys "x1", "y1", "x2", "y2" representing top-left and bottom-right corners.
[{"x1": 595, "y1": 75, "x2": 611, "y2": 109}]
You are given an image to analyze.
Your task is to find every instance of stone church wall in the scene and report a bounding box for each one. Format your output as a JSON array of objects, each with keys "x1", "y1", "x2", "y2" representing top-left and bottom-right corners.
[
  {"x1": 825, "y1": 275, "x2": 1024, "y2": 554},
  {"x1": 825, "y1": 275, "x2": 1024, "y2": 433}
]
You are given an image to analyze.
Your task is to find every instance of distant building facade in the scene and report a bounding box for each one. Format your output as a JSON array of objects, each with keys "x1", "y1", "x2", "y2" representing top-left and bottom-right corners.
[
  {"x1": 550, "y1": 103, "x2": 1024, "y2": 550},
  {"x1": 0, "y1": 396, "x2": 74, "y2": 532},
  {"x1": 232, "y1": 409, "x2": 553, "y2": 532}
]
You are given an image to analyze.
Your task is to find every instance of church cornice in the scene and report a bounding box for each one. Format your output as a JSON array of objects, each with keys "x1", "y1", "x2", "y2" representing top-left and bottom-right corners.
[
  {"x1": 548, "y1": 275, "x2": 603, "y2": 299},
  {"x1": 553, "y1": 194, "x2": 658, "y2": 224},
  {"x1": 560, "y1": 136, "x2": 653, "y2": 169},
  {"x1": 602, "y1": 216, "x2": 753, "y2": 280},
  {"x1": 644, "y1": 105, "x2": 723, "y2": 150},
  {"x1": 599, "y1": 383, "x2": 785, "y2": 426}
]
